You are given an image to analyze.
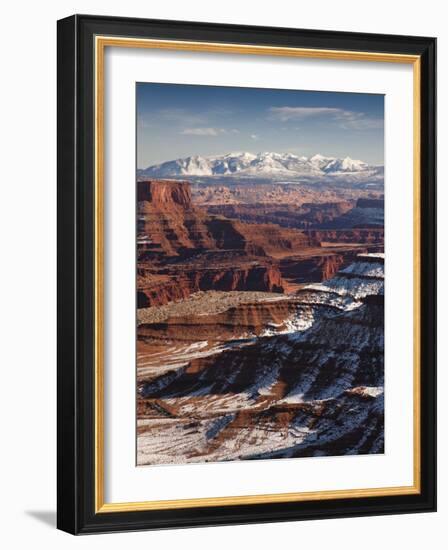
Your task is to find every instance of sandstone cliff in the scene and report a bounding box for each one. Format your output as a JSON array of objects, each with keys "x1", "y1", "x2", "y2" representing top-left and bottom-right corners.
[
  {"x1": 137, "y1": 255, "x2": 384, "y2": 464},
  {"x1": 137, "y1": 180, "x2": 299, "y2": 304},
  {"x1": 137, "y1": 179, "x2": 383, "y2": 307}
]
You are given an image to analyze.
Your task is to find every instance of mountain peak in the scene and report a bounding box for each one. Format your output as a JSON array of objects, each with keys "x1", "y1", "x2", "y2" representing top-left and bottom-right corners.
[
  {"x1": 140, "y1": 152, "x2": 381, "y2": 182},
  {"x1": 310, "y1": 153, "x2": 332, "y2": 161}
]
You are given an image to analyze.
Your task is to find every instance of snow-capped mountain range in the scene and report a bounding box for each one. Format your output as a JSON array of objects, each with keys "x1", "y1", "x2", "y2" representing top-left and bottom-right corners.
[{"x1": 138, "y1": 152, "x2": 383, "y2": 182}]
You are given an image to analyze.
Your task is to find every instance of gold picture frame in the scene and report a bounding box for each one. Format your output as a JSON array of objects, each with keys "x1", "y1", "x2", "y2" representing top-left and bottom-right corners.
[{"x1": 58, "y1": 15, "x2": 436, "y2": 534}]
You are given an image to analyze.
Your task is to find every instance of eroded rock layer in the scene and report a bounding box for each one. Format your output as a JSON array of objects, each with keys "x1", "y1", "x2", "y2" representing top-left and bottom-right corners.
[
  {"x1": 137, "y1": 180, "x2": 383, "y2": 306},
  {"x1": 137, "y1": 255, "x2": 384, "y2": 464}
]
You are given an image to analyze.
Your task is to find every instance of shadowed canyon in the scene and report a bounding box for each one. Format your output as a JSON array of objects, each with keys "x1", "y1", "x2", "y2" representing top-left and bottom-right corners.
[{"x1": 136, "y1": 177, "x2": 384, "y2": 465}]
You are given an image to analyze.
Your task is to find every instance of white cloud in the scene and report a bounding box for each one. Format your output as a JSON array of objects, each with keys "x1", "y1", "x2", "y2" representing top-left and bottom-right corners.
[
  {"x1": 156, "y1": 108, "x2": 237, "y2": 128},
  {"x1": 157, "y1": 108, "x2": 206, "y2": 126},
  {"x1": 250, "y1": 134, "x2": 259, "y2": 140},
  {"x1": 339, "y1": 117, "x2": 384, "y2": 130},
  {"x1": 270, "y1": 107, "x2": 345, "y2": 120},
  {"x1": 269, "y1": 106, "x2": 383, "y2": 130},
  {"x1": 181, "y1": 127, "x2": 222, "y2": 136},
  {"x1": 180, "y1": 127, "x2": 240, "y2": 136}
]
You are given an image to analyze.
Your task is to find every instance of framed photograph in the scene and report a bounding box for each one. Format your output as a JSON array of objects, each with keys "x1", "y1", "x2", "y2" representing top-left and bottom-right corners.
[{"x1": 57, "y1": 14, "x2": 436, "y2": 534}]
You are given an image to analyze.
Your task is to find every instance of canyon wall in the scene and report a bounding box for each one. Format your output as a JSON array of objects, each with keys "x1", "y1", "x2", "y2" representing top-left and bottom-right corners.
[
  {"x1": 138, "y1": 255, "x2": 385, "y2": 464},
  {"x1": 137, "y1": 179, "x2": 383, "y2": 307}
]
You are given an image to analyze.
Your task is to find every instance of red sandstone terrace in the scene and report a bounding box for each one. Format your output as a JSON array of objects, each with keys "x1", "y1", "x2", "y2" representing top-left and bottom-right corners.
[
  {"x1": 137, "y1": 179, "x2": 383, "y2": 305},
  {"x1": 136, "y1": 178, "x2": 384, "y2": 464}
]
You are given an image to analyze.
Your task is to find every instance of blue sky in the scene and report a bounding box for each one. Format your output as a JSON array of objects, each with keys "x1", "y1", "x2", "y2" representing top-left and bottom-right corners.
[{"x1": 137, "y1": 83, "x2": 384, "y2": 168}]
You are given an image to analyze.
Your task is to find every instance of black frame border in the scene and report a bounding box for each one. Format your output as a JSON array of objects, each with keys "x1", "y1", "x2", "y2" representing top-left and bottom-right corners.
[{"x1": 57, "y1": 14, "x2": 436, "y2": 534}]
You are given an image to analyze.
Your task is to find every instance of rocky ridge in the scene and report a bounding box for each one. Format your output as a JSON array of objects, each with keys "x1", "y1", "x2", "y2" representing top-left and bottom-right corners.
[
  {"x1": 137, "y1": 254, "x2": 384, "y2": 464},
  {"x1": 137, "y1": 179, "x2": 383, "y2": 306},
  {"x1": 138, "y1": 151, "x2": 383, "y2": 184}
]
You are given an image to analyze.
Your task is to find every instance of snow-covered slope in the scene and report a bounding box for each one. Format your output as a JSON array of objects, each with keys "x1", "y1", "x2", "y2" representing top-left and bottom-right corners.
[
  {"x1": 139, "y1": 151, "x2": 383, "y2": 183},
  {"x1": 138, "y1": 254, "x2": 384, "y2": 464}
]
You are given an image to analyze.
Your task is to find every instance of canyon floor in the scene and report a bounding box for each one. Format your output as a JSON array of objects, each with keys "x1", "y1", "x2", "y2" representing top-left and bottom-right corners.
[{"x1": 136, "y1": 178, "x2": 384, "y2": 465}]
